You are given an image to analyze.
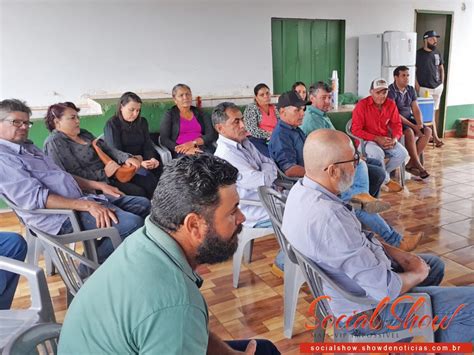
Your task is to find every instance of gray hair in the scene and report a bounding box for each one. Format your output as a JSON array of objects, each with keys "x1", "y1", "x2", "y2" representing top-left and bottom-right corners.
[
  {"x1": 308, "y1": 81, "x2": 332, "y2": 97},
  {"x1": 0, "y1": 99, "x2": 32, "y2": 121},
  {"x1": 171, "y1": 83, "x2": 192, "y2": 98},
  {"x1": 211, "y1": 102, "x2": 239, "y2": 126}
]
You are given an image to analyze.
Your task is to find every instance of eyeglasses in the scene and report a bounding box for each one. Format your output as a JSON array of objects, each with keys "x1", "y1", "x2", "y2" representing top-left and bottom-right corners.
[
  {"x1": 324, "y1": 152, "x2": 360, "y2": 171},
  {"x1": 3, "y1": 119, "x2": 34, "y2": 128}
]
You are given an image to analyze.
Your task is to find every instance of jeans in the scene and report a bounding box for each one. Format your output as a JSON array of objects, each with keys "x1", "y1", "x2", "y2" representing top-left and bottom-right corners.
[
  {"x1": 364, "y1": 142, "x2": 408, "y2": 183},
  {"x1": 59, "y1": 195, "x2": 150, "y2": 262},
  {"x1": 366, "y1": 158, "x2": 386, "y2": 197},
  {"x1": 0, "y1": 232, "x2": 27, "y2": 309},
  {"x1": 355, "y1": 209, "x2": 402, "y2": 246},
  {"x1": 346, "y1": 255, "x2": 474, "y2": 343},
  {"x1": 226, "y1": 339, "x2": 280, "y2": 355},
  {"x1": 341, "y1": 160, "x2": 369, "y2": 201}
]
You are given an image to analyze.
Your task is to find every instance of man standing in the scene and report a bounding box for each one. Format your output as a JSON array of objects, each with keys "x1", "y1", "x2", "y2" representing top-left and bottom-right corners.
[
  {"x1": 282, "y1": 129, "x2": 473, "y2": 343},
  {"x1": 388, "y1": 66, "x2": 432, "y2": 179},
  {"x1": 59, "y1": 154, "x2": 280, "y2": 355},
  {"x1": 416, "y1": 30, "x2": 444, "y2": 147},
  {"x1": 352, "y1": 78, "x2": 408, "y2": 193},
  {"x1": 0, "y1": 99, "x2": 150, "y2": 262}
]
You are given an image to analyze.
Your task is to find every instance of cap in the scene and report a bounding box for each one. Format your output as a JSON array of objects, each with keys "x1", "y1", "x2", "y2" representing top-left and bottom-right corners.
[
  {"x1": 277, "y1": 91, "x2": 309, "y2": 110},
  {"x1": 423, "y1": 30, "x2": 440, "y2": 39},
  {"x1": 370, "y1": 78, "x2": 389, "y2": 91}
]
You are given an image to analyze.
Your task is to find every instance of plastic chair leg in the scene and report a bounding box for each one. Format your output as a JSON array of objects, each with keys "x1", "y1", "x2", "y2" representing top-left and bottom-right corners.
[{"x1": 283, "y1": 254, "x2": 306, "y2": 338}]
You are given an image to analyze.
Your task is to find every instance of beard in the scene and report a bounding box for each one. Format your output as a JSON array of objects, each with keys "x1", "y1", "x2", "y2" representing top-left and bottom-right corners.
[
  {"x1": 338, "y1": 168, "x2": 355, "y2": 194},
  {"x1": 195, "y1": 223, "x2": 242, "y2": 265},
  {"x1": 427, "y1": 43, "x2": 437, "y2": 50}
]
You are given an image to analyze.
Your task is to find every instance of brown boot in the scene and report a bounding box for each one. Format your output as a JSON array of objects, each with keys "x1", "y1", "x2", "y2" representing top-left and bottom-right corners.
[
  {"x1": 351, "y1": 193, "x2": 391, "y2": 214},
  {"x1": 383, "y1": 179, "x2": 403, "y2": 193},
  {"x1": 398, "y1": 232, "x2": 423, "y2": 252}
]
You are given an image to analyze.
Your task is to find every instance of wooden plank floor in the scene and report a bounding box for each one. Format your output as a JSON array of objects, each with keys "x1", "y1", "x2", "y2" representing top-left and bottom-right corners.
[{"x1": 1, "y1": 137, "x2": 473, "y2": 354}]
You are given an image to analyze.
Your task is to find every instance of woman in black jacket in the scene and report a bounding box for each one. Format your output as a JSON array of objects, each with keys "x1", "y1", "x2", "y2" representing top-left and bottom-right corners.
[
  {"x1": 160, "y1": 84, "x2": 216, "y2": 158},
  {"x1": 104, "y1": 92, "x2": 161, "y2": 198}
]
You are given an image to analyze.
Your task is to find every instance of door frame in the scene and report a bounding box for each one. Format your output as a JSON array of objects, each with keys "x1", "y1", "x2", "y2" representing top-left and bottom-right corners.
[{"x1": 414, "y1": 10, "x2": 454, "y2": 137}]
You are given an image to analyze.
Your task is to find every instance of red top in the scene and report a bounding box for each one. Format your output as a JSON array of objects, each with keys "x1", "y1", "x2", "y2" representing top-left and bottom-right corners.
[
  {"x1": 352, "y1": 96, "x2": 403, "y2": 141},
  {"x1": 258, "y1": 104, "x2": 278, "y2": 133}
]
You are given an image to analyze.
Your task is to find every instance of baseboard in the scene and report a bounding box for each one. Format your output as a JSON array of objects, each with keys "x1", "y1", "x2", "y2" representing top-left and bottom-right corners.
[{"x1": 444, "y1": 129, "x2": 457, "y2": 138}]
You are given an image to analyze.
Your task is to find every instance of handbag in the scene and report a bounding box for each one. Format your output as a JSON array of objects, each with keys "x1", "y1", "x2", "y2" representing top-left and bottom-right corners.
[{"x1": 91, "y1": 139, "x2": 137, "y2": 183}]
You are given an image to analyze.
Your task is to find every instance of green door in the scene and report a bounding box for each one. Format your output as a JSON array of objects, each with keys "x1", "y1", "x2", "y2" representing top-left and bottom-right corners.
[{"x1": 271, "y1": 18, "x2": 345, "y2": 94}]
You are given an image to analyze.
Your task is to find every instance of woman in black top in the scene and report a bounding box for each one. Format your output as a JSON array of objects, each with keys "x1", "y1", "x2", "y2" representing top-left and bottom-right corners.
[
  {"x1": 43, "y1": 102, "x2": 154, "y2": 198},
  {"x1": 160, "y1": 84, "x2": 217, "y2": 158},
  {"x1": 104, "y1": 92, "x2": 161, "y2": 198}
]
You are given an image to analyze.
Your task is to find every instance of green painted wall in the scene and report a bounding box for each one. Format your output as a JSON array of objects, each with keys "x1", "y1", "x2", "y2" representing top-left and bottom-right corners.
[{"x1": 445, "y1": 104, "x2": 474, "y2": 133}]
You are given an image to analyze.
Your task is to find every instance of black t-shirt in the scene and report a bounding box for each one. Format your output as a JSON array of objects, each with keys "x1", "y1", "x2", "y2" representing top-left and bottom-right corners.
[{"x1": 416, "y1": 48, "x2": 444, "y2": 89}]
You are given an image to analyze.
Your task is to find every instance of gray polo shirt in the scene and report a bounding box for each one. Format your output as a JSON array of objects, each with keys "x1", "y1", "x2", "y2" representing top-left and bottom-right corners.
[
  {"x1": 282, "y1": 176, "x2": 402, "y2": 317},
  {"x1": 58, "y1": 217, "x2": 209, "y2": 354}
]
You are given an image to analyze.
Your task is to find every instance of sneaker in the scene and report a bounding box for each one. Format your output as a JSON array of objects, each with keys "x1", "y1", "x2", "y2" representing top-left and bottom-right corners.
[
  {"x1": 271, "y1": 263, "x2": 284, "y2": 278},
  {"x1": 351, "y1": 193, "x2": 391, "y2": 214},
  {"x1": 398, "y1": 232, "x2": 423, "y2": 252},
  {"x1": 383, "y1": 179, "x2": 403, "y2": 193}
]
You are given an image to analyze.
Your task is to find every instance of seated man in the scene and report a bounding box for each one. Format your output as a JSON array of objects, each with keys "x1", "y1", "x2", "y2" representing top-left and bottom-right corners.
[
  {"x1": 0, "y1": 232, "x2": 27, "y2": 310},
  {"x1": 0, "y1": 99, "x2": 150, "y2": 262},
  {"x1": 59, "y1": 154, "x2": 280, "y2": 355},
  {"x1": 388, "y1": 66, "x2": 432, "y2": 179},
  {"x1": 301, "y1": 81, "x2": 387, "y2": 199},
  {"x1": 212, "y1": 102, "x2": 284, "y2": 275},
  {"x1": 269, "y1": 92, "x2": 420, "y2": 251},
  {"x1": 282, "y1": 129, "x2": 473, "y2": 343},
  {"x1": 352, "y1": 78, "x2": 408, "y2": 192}
]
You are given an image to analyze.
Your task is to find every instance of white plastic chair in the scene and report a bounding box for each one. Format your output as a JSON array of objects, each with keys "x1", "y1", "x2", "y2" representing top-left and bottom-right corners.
[
  {"x1": 0, "y1": 257, "x2": 55, "y2": 352},
  {"x1": 257, "y1": 187, "x2": 306, "y2": 339},
  {"x1": 2, "y1": 322, "x2": 61, "y2": 355},
  {"x1": 232, "y1": 199, "x2": 274, "y2": 288}
]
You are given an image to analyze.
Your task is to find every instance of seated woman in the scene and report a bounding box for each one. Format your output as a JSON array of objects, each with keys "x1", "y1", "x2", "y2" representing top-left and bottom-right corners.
[
  {"x1": 44, "y1": 102, "x2": 157, "y2": 199},
  {"x1": 243, "y1": 83, "x2": 279, "y2": 157},
  {"x1": 160, "y1": 84, "x2": 216, "y2": 158},
  {"x1": 104, "y1": 92, "x2": 162, "y2": 197},
  {"x1": 292, "y1": 81, "x2": 308, "y2": 101}
]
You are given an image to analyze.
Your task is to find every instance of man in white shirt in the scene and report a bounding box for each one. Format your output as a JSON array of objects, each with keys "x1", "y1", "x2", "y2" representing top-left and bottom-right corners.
[{"x1": 212, "y1": 102, "x2": 283, "y2": 275}]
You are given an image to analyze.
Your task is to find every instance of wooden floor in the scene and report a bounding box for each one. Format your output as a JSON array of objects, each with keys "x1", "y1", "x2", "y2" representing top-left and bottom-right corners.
[{"x1": 1, "y1": 138, "x2": 473, "y2": 354}]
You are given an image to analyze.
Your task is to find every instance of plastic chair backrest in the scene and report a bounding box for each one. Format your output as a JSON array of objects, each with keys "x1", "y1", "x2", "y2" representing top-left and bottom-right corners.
[{"x1": 2, "y1": 322, "x2": 61, "y2": 355}]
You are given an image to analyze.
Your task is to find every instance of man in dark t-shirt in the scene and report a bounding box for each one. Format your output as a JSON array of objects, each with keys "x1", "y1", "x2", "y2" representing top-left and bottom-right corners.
[
  {"x1": 388, "y1": 66, "x2": 432, "y2": 179},
  {"x1": 415, "y1": 30, "x2": 444, "y2": 147}
]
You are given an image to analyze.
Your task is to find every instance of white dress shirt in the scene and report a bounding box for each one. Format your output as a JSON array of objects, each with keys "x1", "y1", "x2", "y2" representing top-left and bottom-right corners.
[{"x1": 214, "y1": 135, "x2": 277, "y2": 227}]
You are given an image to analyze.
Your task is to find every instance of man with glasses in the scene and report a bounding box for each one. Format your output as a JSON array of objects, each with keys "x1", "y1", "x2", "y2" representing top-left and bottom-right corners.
[
  {"x1": 269, "y1": 92, "x2": 421, "y2": 252},
  {"x1": 0, "y1": 99, "x2": 150, "y2": 262},
  {"x1": 352, "y1": 78, "x2": 408, "y2": 193},
  {"x1": 282, "y1": 129, "x2": 473, "y2": 344}
]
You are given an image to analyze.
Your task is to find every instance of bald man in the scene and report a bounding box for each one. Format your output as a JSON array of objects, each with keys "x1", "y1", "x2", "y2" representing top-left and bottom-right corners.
[{"x1": 282, "y1": 129, "x2": 473, "y2": 343}]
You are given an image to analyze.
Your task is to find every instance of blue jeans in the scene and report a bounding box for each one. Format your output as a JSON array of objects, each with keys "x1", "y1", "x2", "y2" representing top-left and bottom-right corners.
[
  {"x1": 355, "y1": 209, "x2": 402, "y2": 246},
  {"x1": 366, "y1": 158, "x2": 386, "y2": 197},
  {"x1": 341, "y1": 161, "x2": 369, "y2": 201},
  {"x1": 346, "y1": 255, "x2": 474, "y2": 343},
  {"x1": 0, "y1": 232, "x2": 27, "y2": 309},
  {"x1": 59, "y1": 195, "x2": 150, "y2": 262}
]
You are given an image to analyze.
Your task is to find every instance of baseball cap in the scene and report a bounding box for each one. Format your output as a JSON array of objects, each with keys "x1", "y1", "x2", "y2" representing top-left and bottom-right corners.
[
  {"x1": 370, "y1": 78, "x2": 389, "y2": 91},
  {"x1": 277, "y1": 91, "x2": 309, "y2": 110},
  {"x1": 423, "y1": 30, "x2": 440, "y2": 39}
]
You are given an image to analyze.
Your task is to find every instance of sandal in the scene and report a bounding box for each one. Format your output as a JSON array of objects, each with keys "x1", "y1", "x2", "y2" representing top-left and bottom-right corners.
[
  {"x1": 419, "y1": 170, "x2": 430, "y2": 179},
  {"x1": 435, "y1": 140, "x2": 444, "y2": 148},
  {"x1": 405, "y1": 166, "x2": 421, "y2": 177}
]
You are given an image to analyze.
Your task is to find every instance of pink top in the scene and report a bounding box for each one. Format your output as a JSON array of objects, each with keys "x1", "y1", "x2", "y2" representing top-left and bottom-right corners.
[
  {"x1": 176, "y1": 115, "x2": 202, "y2": 145},
  {"x1": 258, "y1": 104, "x2": 278, "y2": 133}
]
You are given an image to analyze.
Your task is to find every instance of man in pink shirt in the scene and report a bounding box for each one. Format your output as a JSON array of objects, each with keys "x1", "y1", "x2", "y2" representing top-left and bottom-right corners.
[{"x1": 352, "y1": 78, "x2": 408, "y2": 192}]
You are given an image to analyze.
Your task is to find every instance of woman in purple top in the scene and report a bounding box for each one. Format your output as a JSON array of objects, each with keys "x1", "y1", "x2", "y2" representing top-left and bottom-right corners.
[{"x1": 160, "y1": 84, "x2": 217, "y2": 158}]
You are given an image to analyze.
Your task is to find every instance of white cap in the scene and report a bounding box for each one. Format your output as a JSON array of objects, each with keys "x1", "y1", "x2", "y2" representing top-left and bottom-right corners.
[{"x1": 370, "y1": 78, "x2": 388, "y2": 91}]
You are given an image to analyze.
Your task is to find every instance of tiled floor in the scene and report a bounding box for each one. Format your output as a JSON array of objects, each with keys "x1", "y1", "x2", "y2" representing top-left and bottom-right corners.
[{"x1": 2, "y1": 137, "x2": 473, "y2": 354}]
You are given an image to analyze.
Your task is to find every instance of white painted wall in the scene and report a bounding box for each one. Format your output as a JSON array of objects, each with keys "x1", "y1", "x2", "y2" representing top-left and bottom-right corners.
[{"x1": 0, "y1": 0, "x2": 472, "y2": 107}]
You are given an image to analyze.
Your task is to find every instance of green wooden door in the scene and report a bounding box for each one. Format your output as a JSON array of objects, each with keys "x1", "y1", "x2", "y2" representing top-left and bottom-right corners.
[{"x1": 271, "y1": 18, "x2": 345, "y2": 94}]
